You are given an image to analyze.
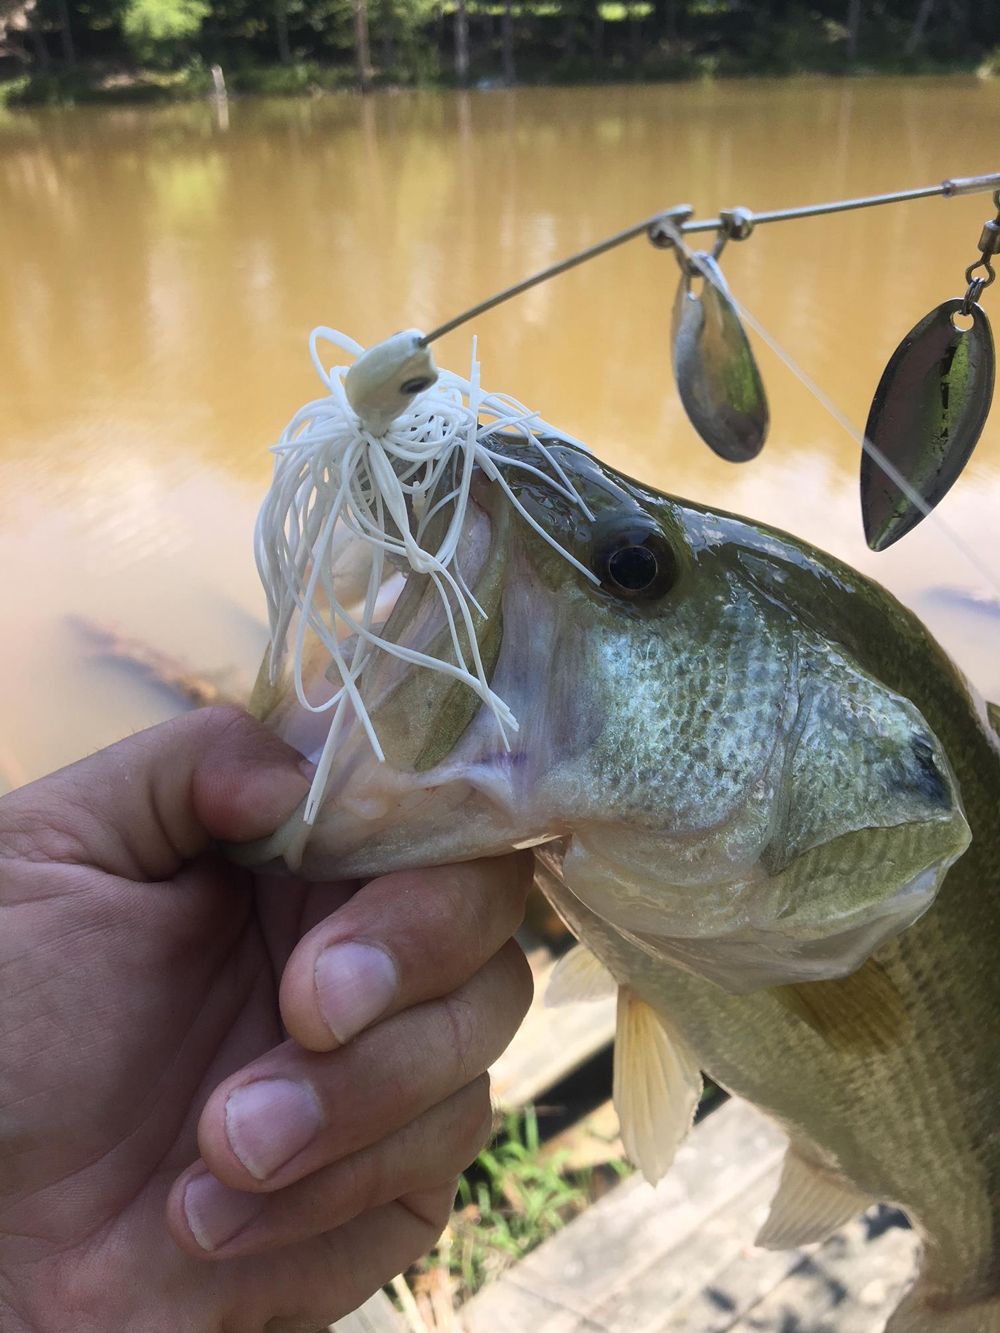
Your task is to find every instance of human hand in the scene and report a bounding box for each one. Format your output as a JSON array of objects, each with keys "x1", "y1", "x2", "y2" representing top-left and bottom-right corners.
[{"x1": 0, "y1": 707, "x2": 532, "y2": 1333}]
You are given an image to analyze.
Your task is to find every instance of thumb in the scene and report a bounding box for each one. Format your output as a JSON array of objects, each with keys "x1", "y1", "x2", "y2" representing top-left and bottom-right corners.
[{"x1": 0, "y1": 706, "x2": 310, "y2": 882}]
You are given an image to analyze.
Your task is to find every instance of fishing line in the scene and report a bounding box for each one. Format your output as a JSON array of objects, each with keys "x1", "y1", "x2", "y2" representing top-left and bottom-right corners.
[
  {"x1": 256, "y1": 171, "x2": 1000, "y2": 818},
  {"x1": 418, "y1": 174, "x2": 1000, "y2": 348},
  {"x1": 730, "y1": 294, "x2": 1000, "y2": 601},
  {"x1": 415, "y1": 171, "x2": 1000, "y2": 561}
]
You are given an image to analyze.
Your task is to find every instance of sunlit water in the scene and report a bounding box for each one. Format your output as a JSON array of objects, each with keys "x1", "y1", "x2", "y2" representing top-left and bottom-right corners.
[{"x1": 2, "y1": 78, "x2": 999, "y2": 784}]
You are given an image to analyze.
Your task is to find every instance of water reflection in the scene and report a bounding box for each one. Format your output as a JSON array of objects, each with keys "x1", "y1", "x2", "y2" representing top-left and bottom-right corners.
[{"x1": 1, "y1": 78, "x2": 999, "y2": 778}]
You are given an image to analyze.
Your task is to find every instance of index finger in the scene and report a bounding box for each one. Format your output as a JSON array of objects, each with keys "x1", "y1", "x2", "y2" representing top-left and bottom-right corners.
[
  {"x1": 0, "y1": 706, "x2": 310, "y2": 883},
  {"x1": 279, "y1": 852, "x2": 534, "y2": 1052}
]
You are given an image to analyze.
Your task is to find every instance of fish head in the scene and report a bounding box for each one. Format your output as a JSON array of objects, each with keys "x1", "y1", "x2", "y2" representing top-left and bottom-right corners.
[{"x1": 242, "y1": 437, "x2": 972, "y2": 993}]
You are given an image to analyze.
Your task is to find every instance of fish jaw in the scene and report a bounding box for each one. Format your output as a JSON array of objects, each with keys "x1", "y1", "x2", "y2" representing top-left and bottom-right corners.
[{"x1": 237, "y1": 499, "x2": 610, "y2": 878}]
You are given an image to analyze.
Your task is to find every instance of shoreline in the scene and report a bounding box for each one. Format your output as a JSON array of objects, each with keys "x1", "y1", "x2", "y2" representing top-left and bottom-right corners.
[{"x1": 2, "y1": 54, "x2": 993, "y2": 110}]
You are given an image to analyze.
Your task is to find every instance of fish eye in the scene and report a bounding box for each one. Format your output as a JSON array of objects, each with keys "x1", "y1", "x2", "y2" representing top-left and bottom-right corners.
[
  {"x1": 400, "y1": 376, "x2": 434, "y2": 395},
  {"x1": 592, "y1": 523, "x2": 678, "y2": 600}
]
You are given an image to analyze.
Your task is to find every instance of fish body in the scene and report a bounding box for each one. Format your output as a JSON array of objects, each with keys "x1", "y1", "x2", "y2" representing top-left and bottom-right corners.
[
  {"x1": 546, "y1": 852, "x2": 1000, "y2": 1332},
  {"x1": 242, "y1": 440, "x2": 1000, "y2": 1331}
]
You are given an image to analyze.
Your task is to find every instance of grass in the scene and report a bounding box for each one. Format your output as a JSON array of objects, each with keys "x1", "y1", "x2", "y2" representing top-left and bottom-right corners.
[{"x1": 400, "y1": 1105, "x2": 631, "y2": 1323}]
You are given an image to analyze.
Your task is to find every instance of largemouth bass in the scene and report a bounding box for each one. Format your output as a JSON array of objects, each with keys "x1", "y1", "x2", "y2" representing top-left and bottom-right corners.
[{"x1": 239, "y1": 437, "x2": 1000, "y2": 1333}]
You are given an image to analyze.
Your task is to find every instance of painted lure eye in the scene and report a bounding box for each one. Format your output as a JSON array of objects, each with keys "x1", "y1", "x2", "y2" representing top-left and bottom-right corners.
[{"x1": 593, "y1": 523, "x2": 678, "y2": 600}]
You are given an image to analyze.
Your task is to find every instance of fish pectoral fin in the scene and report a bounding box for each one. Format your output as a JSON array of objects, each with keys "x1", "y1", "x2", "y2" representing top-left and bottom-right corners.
[
  {"x1": 545, "y1": 944, "x2": 617, "y2": 1007},
  {"x1": 756, "y1": 1147, "x2": 873, "y2": 1250},
  {"x1": 612, "y1": 988, "x2": 702, "y2": 1186},
  {"x1": 772, "y1": 957, "x2": 911, "y2": 1054}
]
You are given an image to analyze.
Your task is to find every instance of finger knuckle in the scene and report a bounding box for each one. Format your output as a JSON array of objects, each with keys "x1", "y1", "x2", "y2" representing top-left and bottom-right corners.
[
  {"x1": 452, "y1": 1077, "x2": 494, "y2": 1162},
  {"x1": 443, "y1": 856, "x2": 531, "y2": 948},
  {"x1": 336, "y1": 1146, "x2": 387, "y2": 1218},
  {"x1": 177, "y1": 705, "x2": 277, "y2": 775},
  {"x1": 0, "y1": 787, "x2": 104, "y2": 868},
  {"x1": 437, "y1": 991, "x2": 486, "y2": 1085},
  {"x1": 195, "y1": 703, "x2": 256, "y2": 744},
  {"x1": 435, "y1": 944, "x2": 533, "y2": 1082},
  {"x1": 498, "y1": 938, "x2": 534, "y2": 1022},
  {"x1": 424, "y1": 1195, "x2": 455, "y2": 1240},
  {"x1": 404, "y1": 1183, "x2": 458, "y2": 1240}
]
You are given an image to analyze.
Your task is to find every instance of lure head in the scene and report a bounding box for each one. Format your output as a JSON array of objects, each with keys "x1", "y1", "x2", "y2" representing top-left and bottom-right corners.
[
  {"x1": 243, "y1": 438, "x2": 972, "y2": 994},
  {"x1": 344, "y1": 330, "x2": 439, "y2": 435}
]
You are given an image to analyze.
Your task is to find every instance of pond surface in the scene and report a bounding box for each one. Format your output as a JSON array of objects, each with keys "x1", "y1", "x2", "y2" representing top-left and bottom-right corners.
[{"x1": 2, "y1": 77, "x2": 1000, "y2": 783}]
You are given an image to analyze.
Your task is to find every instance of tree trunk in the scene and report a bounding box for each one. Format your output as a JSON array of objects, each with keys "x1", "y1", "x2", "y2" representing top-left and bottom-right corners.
[
  {"x1": 948, "y1": 0, "x2": 968, "y2": 46},
  {"x1": 592, "y1": 0, "x2": 608, "y2": 58},
  {"x1": 591, "y1": 2, "x2": 603, "y2": 59},
  {"x1": 31, "y1": 20, "x2": 51, "y2": 69},
  {"x1": 275, "y1": 0, "x2": 291, "y2": 63},
  {"x1": 380, "y1": 0, "x2": 394, "y2": 74},
  {"x1": 845, "y1": 0, "x2": 861, "y2": 59},
  {"x1": 355, "y1": 0, "x2": 371, "y2": 91},
  {"x1": 904, "y1": 0, "x2": 935, "y2": 54},
  {"x1": 54, "y1": 0, "x2": 74, "y2": 66},
  {"x1": 501, "y1": 0, "x2": 514, "y2": 83},
  {"x1": 562, "y1": 4, "x2": 576, "y2": 58},
  {"x1": 455, "y1": 0, "x2": 469, "y2": 85},
  {"x1": 629, "y1": 4, "x2": 641, "y2": 69},
  {"x1": 652, "y1": 0, "x2": 677, "y2": 43}
]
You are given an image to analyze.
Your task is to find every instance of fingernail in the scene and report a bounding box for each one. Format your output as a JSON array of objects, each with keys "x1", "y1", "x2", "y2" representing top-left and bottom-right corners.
[
  {"x1": 315, "y1": 942, "x2": 398, "y2": 1044},
  {"x1": 225, "y1": 1079, "x2": 323, "y2": 1180},
  {"x1": 183, "y1": 1172, "x2": 264, "y2": 1251}
]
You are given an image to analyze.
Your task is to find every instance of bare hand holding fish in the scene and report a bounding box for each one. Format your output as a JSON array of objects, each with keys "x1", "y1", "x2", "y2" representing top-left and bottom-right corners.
[{"x1": 0, "y1": 706, "x2": 532, "y2": 1332}]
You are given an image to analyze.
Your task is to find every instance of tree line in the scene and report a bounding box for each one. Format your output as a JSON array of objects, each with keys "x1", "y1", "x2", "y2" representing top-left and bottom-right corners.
[{"x1": 1, "y1": 0, "x2": 997, "y2": 98}]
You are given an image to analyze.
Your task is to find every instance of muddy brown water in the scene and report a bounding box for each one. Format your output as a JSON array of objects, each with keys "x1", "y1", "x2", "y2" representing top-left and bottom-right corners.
[{"x1": 2, "y1": 77, "x2": 999, "y2": 784}]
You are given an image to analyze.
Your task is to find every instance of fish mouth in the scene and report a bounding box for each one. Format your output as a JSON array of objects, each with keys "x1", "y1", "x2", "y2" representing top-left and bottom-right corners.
[{"x1": 236, "y1": 463, "x2": 595, "y2": 878}]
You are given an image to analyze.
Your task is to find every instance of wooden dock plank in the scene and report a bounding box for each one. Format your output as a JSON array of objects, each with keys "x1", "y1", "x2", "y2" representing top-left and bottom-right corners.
[
  {"x1": 727, "y1": 1208, "x2": 920, "y2": 1332},
  {"x1": 459, "y1": 1099, "x2": 922, "y2": 1333},
  {"x1": 488, "y1": 950, "x2": 616, "y2": 1110},
  {"x1": 458, "y1": 1099, "x2": 788, "y2": 1332},
  {"x1": 654, "y1": 1239, "x2": 807, "y2": 1333},
  {"x1": 603, "y1": 1168, "x2": 804, "y2": 1333}
]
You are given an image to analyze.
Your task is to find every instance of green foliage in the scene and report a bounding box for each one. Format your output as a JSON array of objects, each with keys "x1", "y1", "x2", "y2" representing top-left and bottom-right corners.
[
  {"x1": 0, "y1": 74, "x2": 32, "y2": 104},
  {"x1": 408, "y1": 1107, "x2": 631, "y2": 1306},
  {"x1": 121, "y1": 0, "x2": 208, "y2": 61},
  {"x1": 1, "y1": 62, "x2": 211, "y2": 102},
  {"x1": 228, "y1": 60, "x2": 353, "y2": 92},
  {"x1": 3, "y1": 0, "x2": 999, "y2": 95}
]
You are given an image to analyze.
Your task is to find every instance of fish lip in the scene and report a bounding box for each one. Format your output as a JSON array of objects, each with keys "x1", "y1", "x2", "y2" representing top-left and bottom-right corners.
[
  {"x1": 468, "y1": 464, "x2": 508, "y2": 520},
  {"x1": 260, "y1": 489, "x2": 590, "y2": 878}
]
